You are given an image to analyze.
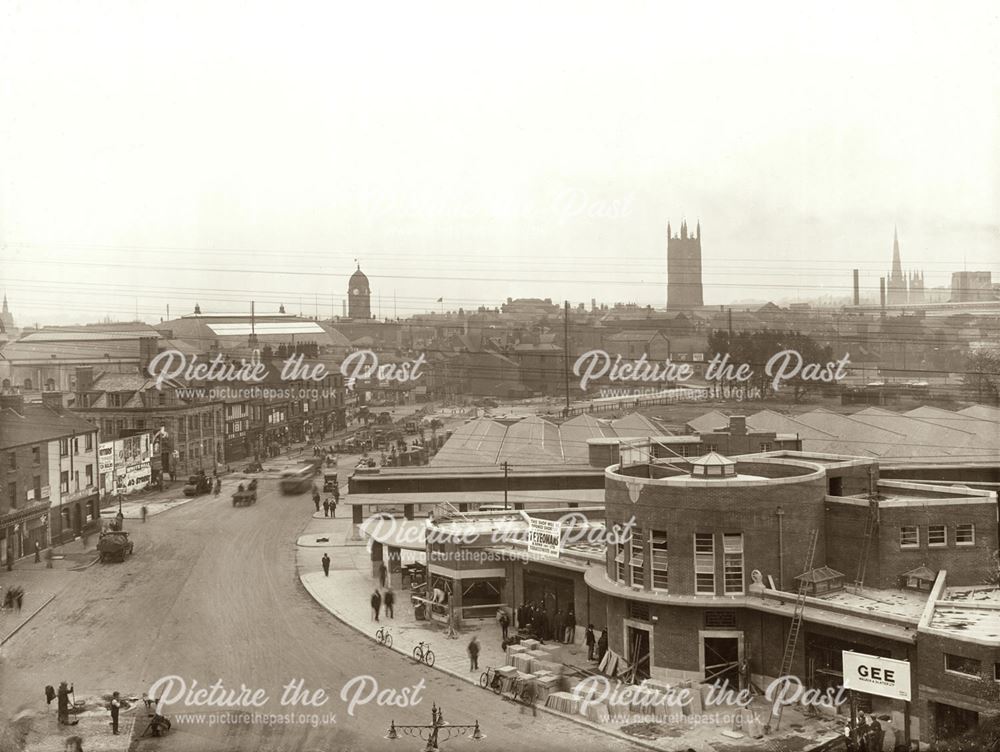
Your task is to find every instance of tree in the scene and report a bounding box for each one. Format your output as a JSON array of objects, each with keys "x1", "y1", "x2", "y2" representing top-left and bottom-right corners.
[{"x1": 963, "y1": 348, "x2": 1000, "y2": 405}]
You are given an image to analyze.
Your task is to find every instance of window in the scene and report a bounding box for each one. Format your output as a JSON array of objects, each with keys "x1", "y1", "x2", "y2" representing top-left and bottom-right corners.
[
  {"x1": 74, "y1": 470, "x2": 80, "y2": 492},
  {"x1": 8, "y1": 482, "x2": 17, "y2": 508},
  {"x1": 956, "y1": 524, "x2": 975, "y2": 546},
  {"x1": 614, "y1": 542, "x2": 626, "y2": 583},
  {"x1": 59, "y1": 438, "x2": 69, "y2": 457},
  {"x1": 995, "y1": 663, "x2": 999, "y2": 683},
  {"x1": 705, "y1": 443, "x2": 718, "y2": 453},
  {"x1": 945, "y1": 654, "x2": 981, "y2": 678},
  {"x1": 723, "y1": 533, "x2": 745, "y2": 594},
  {"x1": 760, "y1": 442, "x2": 772, "y2": 452},
  {"x1": 630, "y1": 529, "x2": 645, "y2": 588},
  {"x1": 899, "y1": 526, "x2": 919, "y2": 549},
  {"x1": 7, "y1": 452, "x2": 14, "y2": 470},
  {"x1": 85, "y1": 464, "x2": 93, "y2": 487},
  {"x1": 158, "y1": 391, "x2": 167, "y2": 406},
  {"x1": 928, "y1": 525, "x2": 947, "y2": 547},
  {"x1": 73, "y1": 437, "x2": 79, "y2": 454},
  {"x1": 694, "y1": 533, "x2": 716, "y2": 594},
  {"x1": 60, "y1": 470, "x2": 69, "y2": 494},
  {"x1": 85, "y1": 433, "x2": 93, "y2": 451},
  {"x1": 33, "y1": 475, "x2": 41, "y2": 502},
  {"x1": 651, "y1": 530, "x2": 668, "y2": 590}
]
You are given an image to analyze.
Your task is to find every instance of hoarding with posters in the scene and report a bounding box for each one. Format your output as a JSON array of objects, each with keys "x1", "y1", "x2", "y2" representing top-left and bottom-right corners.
[{"x1": 98, "y1": 433, "x2": 153, "y2": 496}]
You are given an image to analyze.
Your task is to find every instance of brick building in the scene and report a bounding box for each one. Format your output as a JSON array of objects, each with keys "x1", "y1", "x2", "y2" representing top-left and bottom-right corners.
[
  {"x1": 1, "y1": 393, "x2": 100, "y2": 564},
  {"x1": 364, "y1": 448, "x2": 999, "y2": 745}
]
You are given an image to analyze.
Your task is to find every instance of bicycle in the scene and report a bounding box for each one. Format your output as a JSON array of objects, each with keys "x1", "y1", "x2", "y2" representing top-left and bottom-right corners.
[
  {"x1": 412, "y1": 641, "x2": 435, "y2": 667},
  {"x1": 375, "y1": 627, "x2": 393, "y2": 648},
  {"x1": 479, "y1": 667, "x2": 504, "y2": 694}
]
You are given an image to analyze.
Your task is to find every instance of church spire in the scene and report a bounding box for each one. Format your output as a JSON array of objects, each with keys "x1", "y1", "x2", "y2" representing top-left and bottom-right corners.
[
  {"x1": 891, "y1": 227, "x2": 902, "y2": 276},
  {"x1": 2, "y1": 293, "x2": 8, "y2": 314}
]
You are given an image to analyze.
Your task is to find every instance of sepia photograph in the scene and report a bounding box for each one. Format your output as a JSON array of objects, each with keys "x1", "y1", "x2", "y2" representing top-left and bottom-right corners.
[{"x1": 0, "y1": 2, "x2": 998, "y2": 751}]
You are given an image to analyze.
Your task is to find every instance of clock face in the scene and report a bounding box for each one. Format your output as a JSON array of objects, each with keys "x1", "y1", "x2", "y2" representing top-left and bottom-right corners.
[{"x1": 352, "y1": 288, "x2": 359, "y2": 295}]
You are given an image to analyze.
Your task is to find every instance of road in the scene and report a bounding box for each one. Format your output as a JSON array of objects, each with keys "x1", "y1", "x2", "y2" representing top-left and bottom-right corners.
[{"x1": 0, "y1": 471, "x2": 645, "y2": 752}]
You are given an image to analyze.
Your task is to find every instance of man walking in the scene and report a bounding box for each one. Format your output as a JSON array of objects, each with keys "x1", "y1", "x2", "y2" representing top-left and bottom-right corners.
[
  {"x1": 379, "y1": 562, "x2": 387, "y2": 588},
  {"x1": 585, "y1": 624, "x2": 596, "y2": 661},
  {"x1": 371, "y1": 589, "x2": 382, "y2": 621},
  {"x1": 498, "y1": 609, "x2": 510, "y2": 642},
  {"x1": 322, "y1": 499, "x2": 330, "y2": 517},
  {"x1": 384, "y1": 588, "x2": 395, "y2": 618},
  {"x1": 313, "y1": 489, "x2": 321, "y2": 513},
  {"x1": 564, "y1": 610, "x2": 576, "y2": 644},
  {"x1": 468, "y1": 636, "x2": 480, "y2": 671},
  {"x1": 109, "y1": 691, "x2": 121, "y2": 734},
  {"x1": 321, "y1": 553, "x2": 330, "y2": 577}
]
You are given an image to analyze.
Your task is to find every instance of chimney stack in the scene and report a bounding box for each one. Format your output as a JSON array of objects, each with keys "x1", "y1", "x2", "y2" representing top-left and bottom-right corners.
[
  {"x1": 879, "y1": 277, "x2": 886, "y2": 311},
  {"x1": 729, "y1": 415, "x2": 747, "y2": 436},
  {"x1": 139, "y1": 336, "x2": 159, "y2": 372},
  {"x1": 41, "y1": 391, "x2": 64, "y2": 410},
  {"x1": 852, "y1": 269, "x2": 860, "y2": 306}
]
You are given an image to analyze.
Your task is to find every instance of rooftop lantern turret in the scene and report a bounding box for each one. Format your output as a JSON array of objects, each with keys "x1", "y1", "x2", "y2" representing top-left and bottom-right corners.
[{"x1": 689, "y1": 451, "x2": 737, "y2": 479}]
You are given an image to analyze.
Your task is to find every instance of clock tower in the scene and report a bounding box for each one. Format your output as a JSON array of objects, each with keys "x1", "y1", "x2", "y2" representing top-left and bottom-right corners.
[{"x1": 347, "y1": 264, "x2": 372, "y2": 320}]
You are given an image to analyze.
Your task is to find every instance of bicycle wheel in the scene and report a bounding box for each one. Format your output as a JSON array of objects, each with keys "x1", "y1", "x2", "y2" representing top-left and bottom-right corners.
[
  {"x1": 479, "y1": 672, "x2": 490, "y2": 689},
  {"x1": 384, "y1": 633, "x2": 393, "y2": 648},
  {"x1": 424, "y1": 650, "x2": 435, "y2": 667},
  {"x1": 412, "y1": 646, "x2": 423, "y2": 662}
]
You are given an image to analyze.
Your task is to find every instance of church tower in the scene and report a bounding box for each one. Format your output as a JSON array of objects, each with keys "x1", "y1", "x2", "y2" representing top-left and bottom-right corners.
[
  {"x1": 886, "y1": 228, "x2": 908, "y2": 305},
  {"x1": 347, "y1": 265, "x2": 372, "y2": 320},
  {"x1": 667, "y1": 220, "x2": 704, "y2": 309},
  {"x1": 0, "y1": 293, "x2": 14, "y2": 333}
]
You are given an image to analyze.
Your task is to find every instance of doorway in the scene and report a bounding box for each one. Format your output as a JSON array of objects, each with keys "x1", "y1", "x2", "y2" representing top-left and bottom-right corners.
[
  {"x1": 626, "y1": 626, "x2": 651, "y2": 681},
  {"x1": 703, "y1": 636, "x2": 741, "y2": 688}
]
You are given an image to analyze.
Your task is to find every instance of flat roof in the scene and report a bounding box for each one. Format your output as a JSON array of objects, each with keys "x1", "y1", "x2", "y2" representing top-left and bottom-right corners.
[{"x1": 345, "y1": 489, "x2": 605, "y2": 507}]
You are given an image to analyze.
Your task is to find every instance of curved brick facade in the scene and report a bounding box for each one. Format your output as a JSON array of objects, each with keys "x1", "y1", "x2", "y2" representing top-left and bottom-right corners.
[{"x1": 604, "y1": 458, "x2": 827, "y2": 596}]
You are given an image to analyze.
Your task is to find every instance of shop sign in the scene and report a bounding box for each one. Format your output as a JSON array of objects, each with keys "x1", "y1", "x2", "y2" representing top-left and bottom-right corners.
[
  {"x1": 842, "y1": 651, "x2": 911, "y2": 701},
  {"x1": 527, "y1": 517, "x2": 561, "y2": 559}
]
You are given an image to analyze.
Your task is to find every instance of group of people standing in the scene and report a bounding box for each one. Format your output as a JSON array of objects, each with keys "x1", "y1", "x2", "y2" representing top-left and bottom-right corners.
[
  {"x1": 514, "y1": 601, "x2": 576, "y2": 643},
  {"x1": 584, "y1": 624, "x2": 608, "y2": 662}
]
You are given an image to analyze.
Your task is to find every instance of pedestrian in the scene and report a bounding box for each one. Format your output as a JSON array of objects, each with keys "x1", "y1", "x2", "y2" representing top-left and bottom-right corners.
[
  {"x1": 468, "y1": 636, "x2": 480, "y2": 671},
  {"x1": 313, "y1": 489, "x2": 321, "y2": 513},
  {"x1": 109, "y1": 691, "x2": 121, "y2": 735},
  {"x1": 564, "y1": 610, "x2": 576, "y2": 644},
  {"x1": 498, "y1": 609, "x2": 510, "y2": 642},
  {"x1": 323, "y1": 499, "x2": 330, "y2": 517},
  {"x1": 140, "y1": 506, "x2": 148, "y2": 523},
  {"x1": 597, "y1": 629, "x2": 608, "y2": 662},
  {"x1": 379, "y1": 562, "x2": 387, "y2": 588},
  {"x1": 585, "y1": 624, "x2": 596, "y2": 661},
  {"x1": 34, "y1": 541, "x2": 41, "y2": 563},
  {"x1": 371, "y1": 589, "x2": 382, "y2": 621},
  {"x1": 329, "y1": 497, "x2": 337, "y2": 518},
  {"x1": 214, "y1": 478, "x2": 221, "y2": 496},
  {"x1": 321, "y1": 553, "x2": 330, "y2": 577},
  {"x1": 384, "y1": 588, "x2": 395, "y2": 619},
  {"x1": 57, "y1": 681, "x2": 72, "y2": 725},
  {"x1": 15, "y1": 586, "x2": 23, "y2": 613}
]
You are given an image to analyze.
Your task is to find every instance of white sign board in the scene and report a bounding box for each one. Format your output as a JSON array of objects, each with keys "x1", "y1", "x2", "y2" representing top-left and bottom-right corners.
[
  {"x1": 526, "y1": 517, "x2": 561, "y2": 559},
  {"x1": 842, "y1": 651, "x2": 911, "y2": 701}
]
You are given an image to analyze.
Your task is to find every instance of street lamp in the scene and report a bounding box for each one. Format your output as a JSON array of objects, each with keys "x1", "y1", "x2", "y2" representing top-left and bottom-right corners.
[{"x1": 385, "y1": 704, "x2": 484, "y2": 752}]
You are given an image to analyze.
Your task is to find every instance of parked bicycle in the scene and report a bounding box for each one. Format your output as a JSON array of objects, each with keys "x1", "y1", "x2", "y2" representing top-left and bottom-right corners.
[
  {"x1": 375, "y1": 626, "x2": 393, "y2": 648},
  {"x1": 412, "y1": 641, "x2": 435, "y2": 667},
  {"x1": 478, "y1": 668, "x2": 534, "y2": 704}
]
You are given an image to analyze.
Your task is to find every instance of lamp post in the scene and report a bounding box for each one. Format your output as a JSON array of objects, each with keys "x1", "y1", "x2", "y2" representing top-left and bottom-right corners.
[{"x1": 385, "y1": 703, "x2": 484, "y2": 752}]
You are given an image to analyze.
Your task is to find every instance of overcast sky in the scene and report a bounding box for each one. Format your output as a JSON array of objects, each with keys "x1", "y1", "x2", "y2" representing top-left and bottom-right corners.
[{"x1": 1, "y1": 0, "x2": 997, "y2": 325}]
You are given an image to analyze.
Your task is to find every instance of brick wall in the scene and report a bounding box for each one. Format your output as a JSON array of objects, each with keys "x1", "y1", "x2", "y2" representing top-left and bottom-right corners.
[{"x1": 606, "y1": 471, "x2": 828, "y2": 594}]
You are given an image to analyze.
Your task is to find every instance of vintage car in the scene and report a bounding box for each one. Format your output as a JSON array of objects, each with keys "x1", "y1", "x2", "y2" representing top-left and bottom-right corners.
[
  {"x1": 183, "y1": 473, "x2": 212, "y2": 497},
  {"x1": 322, "y1": 471, "x2": 339, "y2": 493},
  {"x1": 97, "y1": 530, "x2": 134, "y2": 562},
  {"x1": 279, "y1": 466, "x2": 315, "y2": 495}
]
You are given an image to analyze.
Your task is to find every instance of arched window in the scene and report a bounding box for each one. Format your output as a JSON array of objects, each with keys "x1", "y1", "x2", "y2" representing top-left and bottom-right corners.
[
  {"x1": 45, "y1": 378, "x2": 56, "y2": 391},
  {"x1": 23, "y1": 378, "x2": 32, "y2": 390},
  {"x1": 1, "y1": 378, "x2": 10, "y2": 390}
]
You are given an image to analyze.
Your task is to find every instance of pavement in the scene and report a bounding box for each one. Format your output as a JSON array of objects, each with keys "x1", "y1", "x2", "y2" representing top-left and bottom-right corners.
[{"x1": 296, "y1": 514, "x2": 846, "y2": 751}]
